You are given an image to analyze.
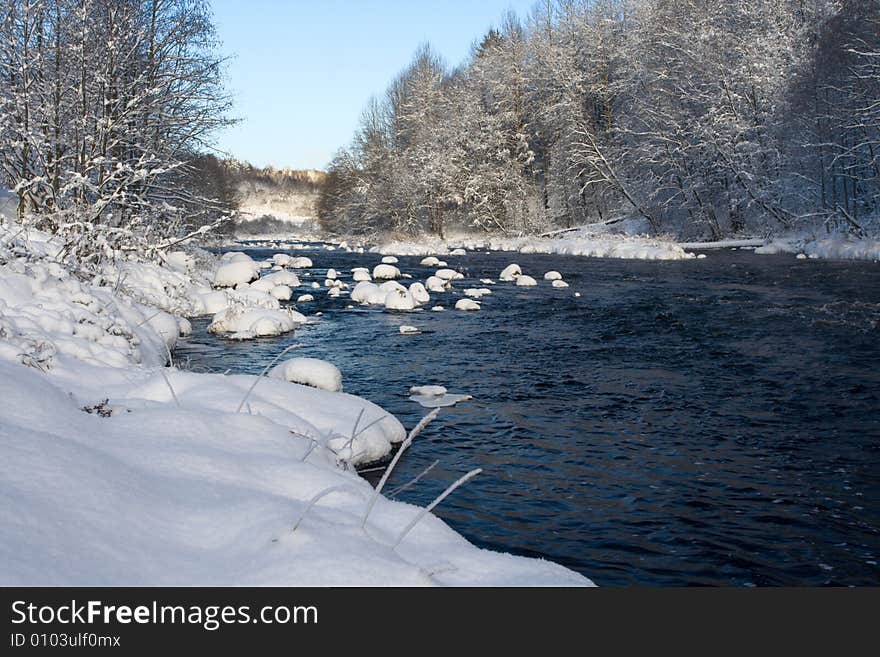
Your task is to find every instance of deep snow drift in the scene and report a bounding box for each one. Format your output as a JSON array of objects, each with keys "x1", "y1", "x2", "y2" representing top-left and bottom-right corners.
[{"x1": 0, "y1": 222, "x2": 591, "y2": 586}]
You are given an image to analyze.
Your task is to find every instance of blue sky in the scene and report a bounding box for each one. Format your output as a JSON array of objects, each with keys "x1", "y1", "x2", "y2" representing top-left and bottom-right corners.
[{"x1": 210, "y1": 0, "x2": 536, "y2": 170}]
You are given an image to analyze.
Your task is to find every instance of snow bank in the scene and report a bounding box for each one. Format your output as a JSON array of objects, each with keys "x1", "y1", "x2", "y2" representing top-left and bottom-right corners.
[
  {"x1": 375, "y1": 232, "x2": 694, "y2": 261},
  {"x1": 0, "y1": 222, "x2": 593, "y2": 587},
  {"x1": 751, "y1": 236, "x2": 880, "y2": 261},
  {"x1": 0, "y1": 359, "x2": 589, "y2": 586}
]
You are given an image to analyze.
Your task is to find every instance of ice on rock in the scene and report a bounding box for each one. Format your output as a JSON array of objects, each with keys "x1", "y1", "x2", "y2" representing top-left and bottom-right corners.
[
  {"x1": 516, "y1": 275, "x2": 538, "y2": 287},
  {"x1": 544, "y1": 271, "x2": 563, "y2": 281},
  {"x1": 409, "y1": 282, "x2": 430, "y2": 305},
  {"x1": 373, "y1": 264, "x2": 402, "y2": 280},
  {"x1": 269, "y1": 357, "x2": 343, "y2": 392},
  {"x1": 499, "y1": 264, "x2": 522, "y2": 281},
  {"x1": 399, "y1": 325, "x2": 420, "y2": 334},
  {"x1": 431, "y1": 306, "x2": 445, "y2": 312},
  {"x1": 551, "y1": 280, "x2": 570, "y2": 288},
  {"x1": 464, "y1": 288, "x2": 492, "y2": 299},
  {"x1": 409, "y1": 385, "x2": 447, "y2": 397},
  {"x1": 326, "y1": 268, "x2": 338, "y2": 280},
  {"x1": 381, "y1": 256, "x2": 399, "y2": 264},
  {"x1": 297, "y1": 294, "x2": 314, "y2": 303},
  {"x1": 420, "y1": 256, "x2": 441, "y2": 267},
  {"x1": 409, "y1": 388, "x2": 473, "y2": 408},
  {"x1": 455, "y1": 299, "x2": 481, "y2": 311},
  {"x1": 449, "y1": 248, "x2": 467, "y2": 256},
  {"x1": 480, "y1": 279, "x2": 496, "y2": 285}
]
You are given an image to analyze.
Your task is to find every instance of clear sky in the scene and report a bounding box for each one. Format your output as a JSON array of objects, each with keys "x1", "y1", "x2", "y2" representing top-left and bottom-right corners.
[{"x1": 210, "y1": 0, "x2": 537, "y2": 171}]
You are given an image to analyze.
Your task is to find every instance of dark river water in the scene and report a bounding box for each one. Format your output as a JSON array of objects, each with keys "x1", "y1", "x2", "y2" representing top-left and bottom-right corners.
[{"x1": 175, "y1": 244, "x2": 880, "y2": 586}]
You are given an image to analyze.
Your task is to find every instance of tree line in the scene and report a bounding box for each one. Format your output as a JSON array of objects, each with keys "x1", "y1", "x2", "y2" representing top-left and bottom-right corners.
[
  {"x1": 0, "y1": 0, "x2": 232, "y2": 262},
  {"x1": 319, "y1": 0, "x2": 880, "y2": 241}
]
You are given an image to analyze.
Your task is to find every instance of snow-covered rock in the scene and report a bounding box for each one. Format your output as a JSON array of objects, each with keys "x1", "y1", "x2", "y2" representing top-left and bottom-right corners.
[
  {"x1": 544, "y1": 271, "x2": 563, "y2": 281},
  {"x1": 352, "y1": 267, "x2": 372, "y2": 282},
  {"x1": 373, "y1": 264, "x2": 402, "y2": 280},
  {"x1": 516, "y1": 275, "x2": 538, "y2": 287},
  {"x1": 270, "y1": 285, "x2": 293, "y2": 301},
  {"x1": 435, "y1": 268, "x2": 463, "y2": 281},
  {"x1": 269, "y1": 357, "x2": 343, "y2": 392},
  {"x1": 426, "y1": 276, "x2": 448, "y2": 293},
  {"x1": 384, "y1": 287, "x2": 416, "y2": 311},
  {"x1": 420, "y1": 256, "x2": 441, "y2": 267},
  {"x1": 208, "y1": 306, "x2": 306, "y2": 338},
  {"x1": 551, "y1": 280, "x2": 570, "y2": 288},
  {"x1": 381, "y1": 256, "x2": 399, "y2": 264},
  {"x1": 499, "y1": 264, "x2": 522, "y2": 281},
  {"x1": 213, "y1": 257, "x2": 259, "y2": 288},
  {"x1": 455, "y1": 299, "x2": 481, "y2": 311},
  {"x1": 297, "y1": 294, "x2": 314, "y2": 303},
  {"x1": 409, "y1": 282, "x2": 430, "y2": 305}
]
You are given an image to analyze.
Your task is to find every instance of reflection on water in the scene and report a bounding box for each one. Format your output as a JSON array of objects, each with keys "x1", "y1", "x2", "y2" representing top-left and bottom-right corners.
[{"x1": 175, "y1": 246, "x2": 880, "y2": 586}]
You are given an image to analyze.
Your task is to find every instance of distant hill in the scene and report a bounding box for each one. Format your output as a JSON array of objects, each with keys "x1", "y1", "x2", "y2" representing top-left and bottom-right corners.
[{"x1": 224, "y1": 161, "x2": 327, "y2": 235}]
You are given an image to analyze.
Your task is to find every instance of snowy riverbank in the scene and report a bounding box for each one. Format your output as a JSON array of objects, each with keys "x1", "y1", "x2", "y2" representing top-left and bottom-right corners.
[
  {"x1": 365, "y1": 228, "x2": 880, "y2": 263},
  {"x1": 0, "y1": 223, "x2": 591, "y2": 586}
]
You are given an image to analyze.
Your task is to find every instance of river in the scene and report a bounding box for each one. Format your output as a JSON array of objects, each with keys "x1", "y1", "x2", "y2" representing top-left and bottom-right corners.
[{"x1": 175, "y1": 245, "x2": 880, "y2": 586}]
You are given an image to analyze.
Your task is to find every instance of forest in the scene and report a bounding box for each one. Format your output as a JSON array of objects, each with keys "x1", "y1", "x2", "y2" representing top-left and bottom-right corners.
[
  {"x1": 319, "y1": 0, "x2": 880, "y2": 241},
  {"x1": 0, "y1": 0, "x2": 233, "y2": 261}
]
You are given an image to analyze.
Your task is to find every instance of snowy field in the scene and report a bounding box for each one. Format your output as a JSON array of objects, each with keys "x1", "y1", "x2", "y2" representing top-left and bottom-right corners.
[{"x1": 0, "y1": 221, "x2": 591, "y2": 586}]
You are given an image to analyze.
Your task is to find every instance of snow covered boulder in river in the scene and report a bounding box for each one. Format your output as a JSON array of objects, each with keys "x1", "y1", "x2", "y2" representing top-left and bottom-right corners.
[
  {"x1": 373, "y1": 264, "x2": 402, "y2": 280},
  {"x1": 207, "y1": 306, "x2": 306, "y2": 338},
  {"x1": 269, "y1": 357, "x2": 343, "y2": 392},
  {"x1": 426, "y1": 276, "x2": 448, "y2": 293},
  {"x1": 352, "y1": 267, "x2": 372, "y2": 282},
  {"x1": 384, "y1": 287, "x2": 417, "y2": 311},
  {"x1": 544, "y1": 271, "x2": 563, "y2": 281},
  {"x1": 420, "y1": 256, "x2": 441, "y2": 267},
  {"x1": 270, "y1": 285, "x2": 293, "y2": 300},
  {"x1": 409, "y1": 282, "x2": 430, "y2": 305},
  {"x1": 552, "y1": 280, "x2": 570, "y2": 288},
  {"x1": 516, "y1": 275, "x2": 538, "y2": 287},
  {"x1": 499, "y1": 264, "x2": 522, "y2": 282},
  {"x1": 350, "y1": 282, "x2": 386, "y2": 305},
  {"x1": 455, "y1": 298, "x2": 481, "y2": 311},
  {"x1": 381, "y1": 256, "x2": 399, "y2": 264},
  {"x1": 213, "y1": 256, "x2": 259, "y2": 288},
  {"x1": 435, "y1": 268, "x2": 464, "y2": 281}
]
